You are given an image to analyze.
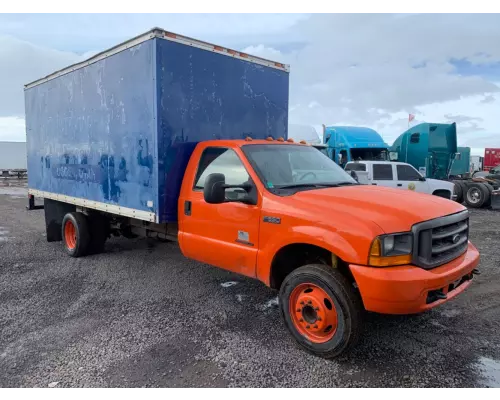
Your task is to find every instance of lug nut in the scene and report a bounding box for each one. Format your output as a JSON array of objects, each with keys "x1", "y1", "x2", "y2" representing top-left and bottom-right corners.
[
  {"x1": 296, "y1": 308, "x2": 301, "y2": 312},
  {"x1": 300, "y1": 301, "x2": 305, "y2": 305},
  {"x1": 315, "y1": 307, "x2": 319, "y2": 311},
  {"x1": 306, "y1": 325, "x2": 310, "y2": 329},
  {"x1": 299, "y1": 319, "x2": 303, "y2": 322},
  {"x1": 308, "y1": 300, "x2": 312, "y2": 304},
  {"x1": 314, "y1": 325, "x2": 318, "y2": 328},
  {"x1": 317, "y1": 317, "x2": 322, "y2": 321}
]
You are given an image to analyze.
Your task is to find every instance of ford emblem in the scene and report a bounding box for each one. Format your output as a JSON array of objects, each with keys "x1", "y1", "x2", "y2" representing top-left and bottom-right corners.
[{"x1": 452, "y1": 234, "x2": 461, "y2": 244}]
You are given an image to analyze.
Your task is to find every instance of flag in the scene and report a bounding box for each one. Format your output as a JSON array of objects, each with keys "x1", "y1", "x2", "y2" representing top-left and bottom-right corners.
[{"x1": 408, "y1": 113, "x2": 415, "y2": 122}]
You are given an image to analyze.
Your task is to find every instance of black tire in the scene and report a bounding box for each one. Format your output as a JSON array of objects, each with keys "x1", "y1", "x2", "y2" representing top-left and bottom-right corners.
[
  {"x1": 279, "y1": 264, "x2": 363, "y2": 359},
  {"x1": 453, "y1": 180, "x2": 463, "y2": 203},
  {"x1": 483, "y1": 183, "x2": 494, "y2": 208},
  {"x1": 87, "y1": 213, "x2": 109, "y2": 254},
  {"x1": 62, "y1": 212, "x2": 91, "y2": 257},
  {"x1": 457, "y1": 181, "x2": 468, "y2": 203},
  {"x1": 464, "y1": 183, "x2": 490, "y2": 208}
]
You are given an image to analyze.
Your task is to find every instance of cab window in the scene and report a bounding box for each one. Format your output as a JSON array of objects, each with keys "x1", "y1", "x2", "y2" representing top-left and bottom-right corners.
[
  {"x1": 372, "y1": 164, "x2": 393, "y2": 180},
  {"x1": 396, "y1": 165, "x2": 421, "y2": 181},
  {"x1": 194, "y1": 147, "x2": 250, "y2": 194},
  {"x1": 345, "y1": 163, "x2": 366, "y2": 172}
]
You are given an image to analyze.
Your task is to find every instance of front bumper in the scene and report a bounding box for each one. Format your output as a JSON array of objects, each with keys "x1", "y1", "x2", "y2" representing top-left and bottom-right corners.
[{"x1": 349, "y1": 241, "x2": 480, "y2": 314}]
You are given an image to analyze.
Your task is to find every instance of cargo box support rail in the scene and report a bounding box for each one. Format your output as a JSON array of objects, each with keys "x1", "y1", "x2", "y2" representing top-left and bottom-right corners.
[{"x1": 27, "y1": 189, "x2": 156, "y2": 222}]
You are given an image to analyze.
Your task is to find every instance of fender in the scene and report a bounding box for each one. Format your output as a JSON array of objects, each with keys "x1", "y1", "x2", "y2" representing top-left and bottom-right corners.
[{"x1": 256, "y1": 225, "x2": 370, "y2": 286}]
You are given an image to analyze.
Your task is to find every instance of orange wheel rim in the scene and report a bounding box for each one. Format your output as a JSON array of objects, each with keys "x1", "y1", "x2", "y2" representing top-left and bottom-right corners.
[
  {"x1": 289, "y1": 283, "x2": 338, "y2": 343},
  {"x1": 64, "y1": 220, "x2": 77, "y2": 250}
]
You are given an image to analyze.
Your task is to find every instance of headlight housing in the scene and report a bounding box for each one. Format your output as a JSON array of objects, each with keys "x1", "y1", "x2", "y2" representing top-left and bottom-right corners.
[{"x1": 368, "y1": 233, "x2": 413, "y2": 267}]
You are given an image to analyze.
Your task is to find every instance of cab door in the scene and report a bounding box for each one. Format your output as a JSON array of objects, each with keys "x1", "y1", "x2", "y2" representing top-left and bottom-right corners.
[
  {"x1": 394, "y1": 163, "x2": 429, "y2": 193},
  {"x1": 370, "y1": 163, "x2": 398, "y2": 189},
  {"x1": 179, "y1": 146, "x2": 261, "y2": 278}
]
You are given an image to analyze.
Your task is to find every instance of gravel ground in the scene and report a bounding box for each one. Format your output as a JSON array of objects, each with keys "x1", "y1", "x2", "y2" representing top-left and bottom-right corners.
[{"x1": 0, "y1": 181, "x2": 499, "y2": 388}]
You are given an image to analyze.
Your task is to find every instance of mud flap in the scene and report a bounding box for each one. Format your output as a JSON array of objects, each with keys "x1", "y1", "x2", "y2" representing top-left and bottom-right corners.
[
  {"x1": 44, "y1": 198, "x2": 76, "y2": 242},
  {"x1": 490, "y1": 191, "x2": 500, "y2": 210}
]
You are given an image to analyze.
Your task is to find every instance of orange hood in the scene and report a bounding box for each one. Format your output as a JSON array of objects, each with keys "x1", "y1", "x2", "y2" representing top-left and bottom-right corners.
[{"x1": 281, "y1": 185, "x2": 466, "y2": 234}]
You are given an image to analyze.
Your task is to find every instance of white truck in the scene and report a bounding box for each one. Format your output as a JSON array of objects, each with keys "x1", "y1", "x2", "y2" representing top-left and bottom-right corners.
[{"x1": 344, "y1": 160, "x2": 456, "y2": 200}]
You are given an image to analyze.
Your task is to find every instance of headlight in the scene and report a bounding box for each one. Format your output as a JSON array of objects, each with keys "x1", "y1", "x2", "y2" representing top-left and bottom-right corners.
[{"x1": 368, "y1": 233, "x2": 413, "y2": 267}]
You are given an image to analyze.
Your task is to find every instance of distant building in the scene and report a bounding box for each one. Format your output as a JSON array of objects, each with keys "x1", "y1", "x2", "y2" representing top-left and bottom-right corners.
[{"x1": 0, "y1": 141, "x2": 27, "y2": 170}]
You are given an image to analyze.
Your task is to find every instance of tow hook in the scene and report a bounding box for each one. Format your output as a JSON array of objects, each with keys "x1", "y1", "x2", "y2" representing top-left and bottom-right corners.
[
  {"x1": 426, "y1": 289, "x2": 447, "y2": 304},
  {"x1": 472, "y1": 268, "x2": 481, "y2": 276}
]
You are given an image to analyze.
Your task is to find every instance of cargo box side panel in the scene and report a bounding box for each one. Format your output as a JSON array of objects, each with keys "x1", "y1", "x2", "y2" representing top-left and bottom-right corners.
[
  {"x1": 25, "y1": 40, "x2": 158, "y2": 217},
  {"x1": 156, "y1": 38, "x2": 289, "y2": 223}
]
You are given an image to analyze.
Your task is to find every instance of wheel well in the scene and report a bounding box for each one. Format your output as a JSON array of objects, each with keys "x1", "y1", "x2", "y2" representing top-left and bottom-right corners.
[
  {"x1": 269, "y1": 243, "x2": 353, "y2": 290},
  {"x1": 432, "y1": 189, "x2": 451, "y2": 199}
]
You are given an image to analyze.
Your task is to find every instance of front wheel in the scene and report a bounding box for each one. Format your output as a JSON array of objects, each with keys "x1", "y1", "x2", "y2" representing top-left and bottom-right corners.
[{"x1": 279, "y1": 264, "x2": 363, "y2": 359}]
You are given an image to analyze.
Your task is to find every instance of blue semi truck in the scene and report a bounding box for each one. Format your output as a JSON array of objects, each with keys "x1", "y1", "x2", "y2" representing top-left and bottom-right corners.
[{"x1": 321, "y1": 125, "x2": 389, "y2": 167}]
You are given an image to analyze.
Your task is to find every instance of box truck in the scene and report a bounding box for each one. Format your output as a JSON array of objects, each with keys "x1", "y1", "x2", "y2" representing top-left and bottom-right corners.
[{"x1": 25, "y1": 28, "x2": 480, "y2": 358}]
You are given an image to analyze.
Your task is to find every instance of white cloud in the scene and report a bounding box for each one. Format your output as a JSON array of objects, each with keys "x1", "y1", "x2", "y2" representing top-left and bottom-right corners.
[
  {"x1": 0, "y1": 34, "x2": 85, "y2": 117},
  {"x1": 243, "y1": 14, "x2": 500, "y2": 154},
  {"x1": 1, "y1": 13, "x2": 499, "y2": 157},
  {"x1": 0, "y1": 116, "x2": 26, "y2": 141}
]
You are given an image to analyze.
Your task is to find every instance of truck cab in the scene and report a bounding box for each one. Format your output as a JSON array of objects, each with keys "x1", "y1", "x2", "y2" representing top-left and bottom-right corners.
[
  {"x1": 345, "y1": 160, "x2": 456, "y2": 200},
  {"x1": 322, "y1": 125, "x2": 389, "y2": 167},
  {"x1": 389, "y1": 122, "x2": 458, "y2": 180}
]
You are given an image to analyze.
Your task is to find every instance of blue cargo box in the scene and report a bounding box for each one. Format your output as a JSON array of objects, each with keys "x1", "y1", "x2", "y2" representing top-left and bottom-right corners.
[{"x1": 25, "y1": 28, "x2": 289, "y2": 223}]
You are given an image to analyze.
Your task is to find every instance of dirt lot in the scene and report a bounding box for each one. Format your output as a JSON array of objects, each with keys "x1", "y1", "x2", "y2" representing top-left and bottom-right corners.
[{"x1": 0, "y1": 181, "x2": 499, "y2": 387}]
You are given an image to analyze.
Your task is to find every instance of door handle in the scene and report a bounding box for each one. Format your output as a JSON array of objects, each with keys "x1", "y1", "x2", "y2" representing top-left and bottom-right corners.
[
  {"x1": 397, "y1": 183, "x2": 402, "y2": 187},
  {"x1": 184, "y1": 200, "x2": 192, "y2": 216},
  {"x1": 371, "y1": 183, "x2": 377, "y2": 185}
]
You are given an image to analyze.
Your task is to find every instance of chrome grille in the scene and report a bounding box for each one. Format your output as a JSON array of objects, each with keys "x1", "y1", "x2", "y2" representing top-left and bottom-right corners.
[{"x1": 411, "y1": 210, "x2": 469, "y2": 269}]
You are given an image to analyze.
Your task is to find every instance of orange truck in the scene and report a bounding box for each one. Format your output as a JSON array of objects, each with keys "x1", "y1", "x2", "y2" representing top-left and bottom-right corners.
[{"x1": 25, "y1": 29, "x2": 480, "y2": 358}]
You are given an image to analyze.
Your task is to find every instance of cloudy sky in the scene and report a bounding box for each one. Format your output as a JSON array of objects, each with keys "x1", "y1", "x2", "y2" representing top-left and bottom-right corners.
[{"x1": 1, "y1": 13, "x2": 499, "y2": 155}]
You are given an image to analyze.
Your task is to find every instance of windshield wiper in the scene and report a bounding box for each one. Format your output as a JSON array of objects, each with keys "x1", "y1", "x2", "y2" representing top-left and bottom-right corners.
[
  {"x1": 276, "y1": 181, "x2": 357, "y2": 190},
  {"x1": 275, "y1": 183, "x2": 328, "y2": 190}
]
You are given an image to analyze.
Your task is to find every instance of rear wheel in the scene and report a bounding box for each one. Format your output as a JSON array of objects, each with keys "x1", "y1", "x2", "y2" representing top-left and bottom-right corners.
[
  {"x1": 62, "y1": 212, "x2": 90, "y2": 257},
  {"x1": 87, "y1": 213, "x2": 109, "y2": 254},
  {"x1": 464, "y1": 183, "x2": 490, "y2": 208},
  {"x1": 279, "y1": 264, "x2": 363, "y2": 359},
  {"x1": 453, "y1": 180, "x2": 463, "y2": 203}
]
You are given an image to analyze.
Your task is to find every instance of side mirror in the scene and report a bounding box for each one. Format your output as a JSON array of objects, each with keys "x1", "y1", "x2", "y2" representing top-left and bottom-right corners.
[
  {"x1": 389, "y1": 151, "x2": 398, "y2": 161},
  {"x1": 419, "y1": 176, "x2": 426, "y2": 181},
  {"x1": 203, "y1": 173, "x2": 257, "y2": 205},
  {"x1": 203, "y1": 173, "x2": 226, "y2": 204},
  {"x1": 350, "y1": 170, "x2": 359, "y2": 182}
]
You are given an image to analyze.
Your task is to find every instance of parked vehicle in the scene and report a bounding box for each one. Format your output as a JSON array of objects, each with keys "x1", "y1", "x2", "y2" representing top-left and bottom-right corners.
[
  {"x1": 344, "y1": 160, "x2": 455, "y2": 200},
  {"x1": 390, "y1": 122, "x2": 500, "y2": 209},
  {"x1": 470, "y1": 155, "x2": 484, "y2": 174},
  {"x1": 450, "y1": 146, "x2": 471, "y2": 178},
  {"x1": 484, "y1": 148, "x2": 500, "y2": 172},
  {"x1": 312, "y1": 143, "x2": 329, "y2": 157},
  {"x1": 25, "y1": 28, "x2": 481, "y2": 359},
  {"x1": 321, "y1": 125, "x2": 389, "y2": 167}
]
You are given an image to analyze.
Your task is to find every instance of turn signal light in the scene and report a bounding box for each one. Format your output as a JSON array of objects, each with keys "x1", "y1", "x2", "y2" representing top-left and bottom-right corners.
[{"x1": 368, "y1": 237, "x2": 412, "y2": 267}]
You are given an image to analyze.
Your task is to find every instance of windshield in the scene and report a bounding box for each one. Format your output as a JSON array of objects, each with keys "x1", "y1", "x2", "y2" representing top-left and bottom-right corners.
[{"x1": 241, "y1": 144, "x2": 356, "y2": 191}]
